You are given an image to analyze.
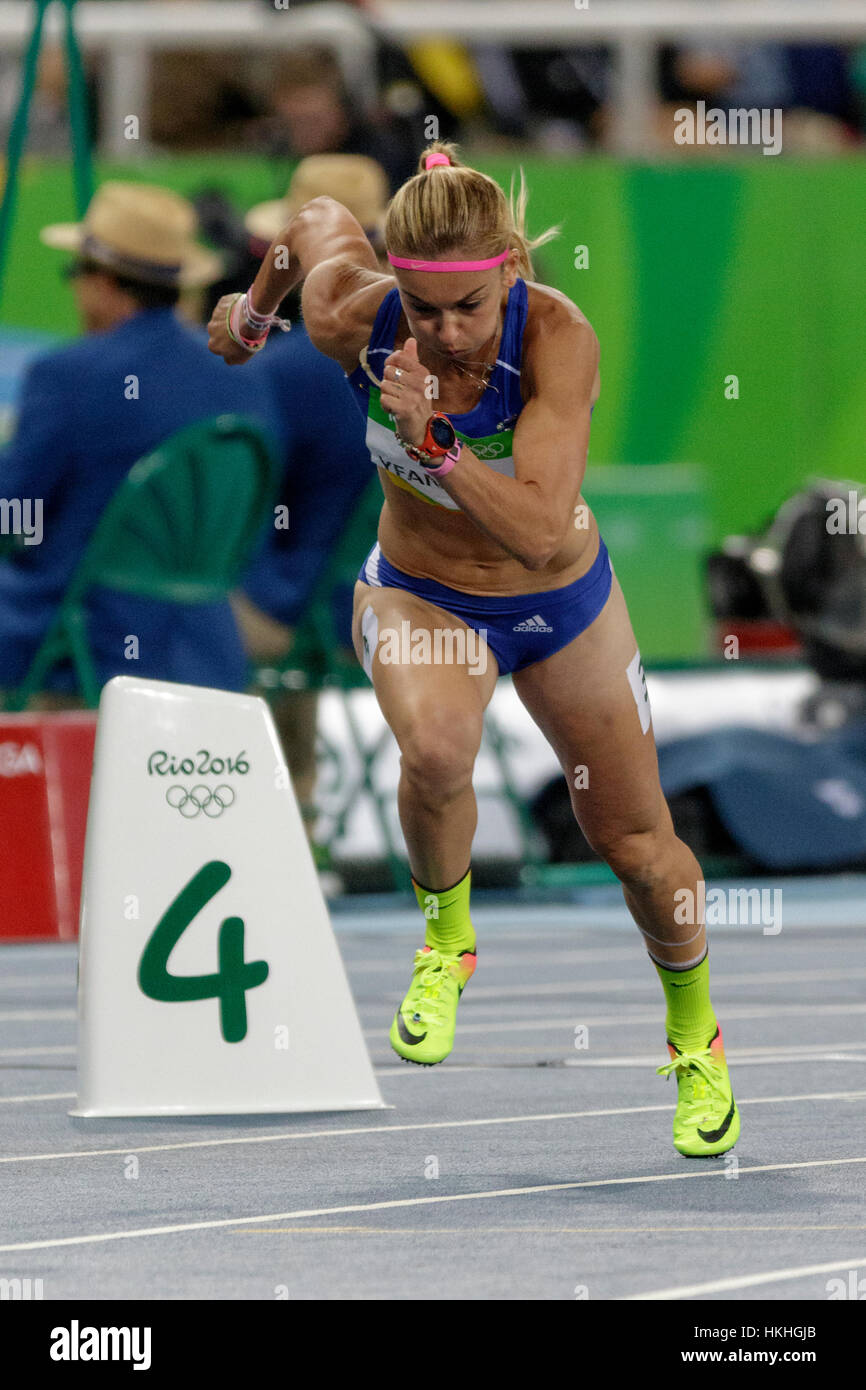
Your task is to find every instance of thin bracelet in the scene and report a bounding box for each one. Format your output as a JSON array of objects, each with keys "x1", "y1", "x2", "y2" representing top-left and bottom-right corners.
[
  {"x1": 244, "y1": 288, "x2": 292, "y2": 334},
  {"x1": 225, "y1": 295, "x2": 265, "y2": 354}
]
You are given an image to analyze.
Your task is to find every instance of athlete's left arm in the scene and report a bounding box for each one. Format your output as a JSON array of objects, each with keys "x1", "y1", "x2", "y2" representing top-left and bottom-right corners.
[{"x1": 438, "y1": 312, "x2": 598, "y2": 570}]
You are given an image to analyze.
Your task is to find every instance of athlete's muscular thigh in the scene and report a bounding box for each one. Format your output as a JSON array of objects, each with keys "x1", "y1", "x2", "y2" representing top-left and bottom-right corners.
[
  {"x1": 511, "y1": 576, "x2": 665, "y2": 853},
  {"x1": 351, "y1": 580, "x2": 499, "y2": 761}
]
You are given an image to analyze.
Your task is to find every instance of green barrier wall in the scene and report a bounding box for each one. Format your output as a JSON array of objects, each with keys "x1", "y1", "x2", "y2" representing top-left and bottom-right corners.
[{"x1": 2, "y1": 153, "x2": 864, "y2": 656}]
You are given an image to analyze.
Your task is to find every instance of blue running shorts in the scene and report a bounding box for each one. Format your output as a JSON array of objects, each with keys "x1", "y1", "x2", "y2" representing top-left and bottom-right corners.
[{"x1": 358, "y1": 537, "x2": 613, "y2": 677}]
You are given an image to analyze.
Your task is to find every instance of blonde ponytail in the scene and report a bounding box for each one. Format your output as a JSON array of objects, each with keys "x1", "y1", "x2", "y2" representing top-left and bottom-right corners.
[{"x1": 385, "y1": 141, "x2": 559, "y2": 280}]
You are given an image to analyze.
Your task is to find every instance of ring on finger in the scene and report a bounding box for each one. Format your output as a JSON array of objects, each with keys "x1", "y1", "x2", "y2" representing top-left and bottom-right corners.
[{"x1": 393, "y1": 367, "x2": 403, "y2": 380}]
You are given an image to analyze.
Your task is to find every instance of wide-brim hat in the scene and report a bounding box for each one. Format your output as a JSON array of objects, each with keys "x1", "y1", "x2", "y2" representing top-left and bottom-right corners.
[
  {"x1": 245, "y1": 154, "x2": 388, "y2": 246},
  {"x1": 40, "y1": 181, "x2": 224, "y2": 288}
]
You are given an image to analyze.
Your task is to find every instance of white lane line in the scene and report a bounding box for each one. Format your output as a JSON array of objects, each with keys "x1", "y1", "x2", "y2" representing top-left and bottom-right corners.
[
  {"x1": 5, "y1": 1008, "x2": 862, "y2": 1053},
  {"x1": 3, "y1": 993, "x2": 857, "y2": 1031},
  {"x1": 0, "y1": 1045, "x2": 75, "y2": 1058},
  {"x1": 1, "y1": 1089, "x2": 863, "y2": 1164},
  {"x1": 0, "y1": 975, "x2": 76, "y2": 989},
  {"x1": 567, "y1": 1057, "x2": 866, "y2": 1069},
  {"x1": 0, "y1": 945, "x2": 75, "y2": 957},
  {"x1": 2, "y1": 1155, "x2": 866, "y2": 1255},
  {"x1": 466, "y1": 967, "x2": 866, "y2": 1001},
  {"x1": 565, "y1": 1042, "x2": 866, "y2": 1067},
  {"x1": 241, "y1": 1224, "x2": 866, "y2": 1237},
  {"x1": 628, "y1": 1254, "x2": 866, "y2": 1301},
  {"x1": 0, "y1": 1004, "x2": 843, "y2": 1039},
  {"x1": 4, "y1": 1001, "x2": 838, "y2": 1036},
  {"x1": 0, "y1": 1009, "x2": 75, "y2": 1022},
  {"x1": 404, "y1": 1001, "x2": 866, "y2": 1038},
  {"x1": 373, "y1": 1064, "x2": 500, "y2": 1076},
  {"x1": 346, "y1": 947, "x2": 641, "y2": 973},
  {"x1": 0, "y1": 1092, "x2": 75, "y2": 1105},
  {"x1": 371, "y1": 1044, "x2": 866, "y2": 1070},
  {"x1": 0, "y1": 1105, "x2": 676, "y2": 1163},
  {"x1": 333, "y1": 908, "x2": 866, "y2": 933},
  {"x1": 348, "y1": 943, "x2": 864, "y2": 970},
  {"x1": 2, "y1": 1053, "x2": 851, "y2": 1099},
  {"x1": 371, "y1": 1053, "x2": 866, "y2": 1071}
]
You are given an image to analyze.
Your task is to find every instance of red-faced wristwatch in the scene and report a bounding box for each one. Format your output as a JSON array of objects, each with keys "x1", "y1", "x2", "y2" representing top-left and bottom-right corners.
[{"x1": 395, "y1": 413, "x2": 463, "y2": 476}]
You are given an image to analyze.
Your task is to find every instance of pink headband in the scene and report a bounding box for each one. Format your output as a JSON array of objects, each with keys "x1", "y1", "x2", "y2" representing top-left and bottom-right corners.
[
  {"x1": 387, "y1": 248, "x2": 510, "y2": 273},
  {"x1": 388, "y1": 153, "x2": 510, "y2": 271}
]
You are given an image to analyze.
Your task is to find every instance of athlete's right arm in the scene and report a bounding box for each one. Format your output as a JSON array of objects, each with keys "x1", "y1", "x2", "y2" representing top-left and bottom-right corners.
[{"x1": 207, "y1": 196, "x2": 392, "y2": 371}]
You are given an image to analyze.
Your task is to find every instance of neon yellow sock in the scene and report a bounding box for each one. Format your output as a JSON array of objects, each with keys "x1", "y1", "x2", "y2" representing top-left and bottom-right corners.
[
  {"x1": 652, "y1": 951, "x2": 717, "y2": 1052},
  {"x1": 412, "y1": 866, "x2": 476, "y2": 955}
]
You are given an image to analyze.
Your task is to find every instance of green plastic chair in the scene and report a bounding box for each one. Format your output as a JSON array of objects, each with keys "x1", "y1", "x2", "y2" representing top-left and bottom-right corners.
[
  {"x1": 254, "y1": 476, "x2": 546, "y2": 891},
  {"x1": 6, "y1": 414, "x2": 279, "y2": 710}
]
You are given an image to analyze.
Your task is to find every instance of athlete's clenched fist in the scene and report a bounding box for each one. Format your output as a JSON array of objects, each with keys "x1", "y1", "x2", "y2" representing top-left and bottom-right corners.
[
  {"x1": 379, "y1": 337, "x2": 431, "y2": 447},
  {"x1": 207, "y1": 294, "x2": 256, "y2": 365}
]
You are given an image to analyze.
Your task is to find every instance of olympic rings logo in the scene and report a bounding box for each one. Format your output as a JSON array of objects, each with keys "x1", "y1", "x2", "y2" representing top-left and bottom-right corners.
[
  {"x1": 473, "y1": 441, "x2": 505, "y2": 459},
  {"x1": 165, "y1": 785, "x2": 236, "y2": 818}
]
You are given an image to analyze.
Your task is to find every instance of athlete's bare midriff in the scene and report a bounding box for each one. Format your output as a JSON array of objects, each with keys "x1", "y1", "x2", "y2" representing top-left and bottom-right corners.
[
  {"x1": 368, "y1": 282, "x2": 602, "y2": 596},
  {"x1": 376, "y1": 486, "x2": 600, "y2": 595}
]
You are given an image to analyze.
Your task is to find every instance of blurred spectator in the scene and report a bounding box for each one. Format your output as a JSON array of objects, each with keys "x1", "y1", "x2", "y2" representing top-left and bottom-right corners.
[
  {"x1": 148, "y1": 51, "x2": 261, "y2": 153},
  {"x1": 0, "y1": 181, "x2": 285, "y2": 706},
  {"x1": 258, "y1": 47, "x2": 417, "y2": 191},
  {"x1": 243, "y1": 150, "x2": 388, "y2": 268},
  {"x1": 255, "y1": 0, "x2": 470, "y2": 162},
  {"x1": 853, "y1": 44, "x2": 866, "y2": 135},
  {"x1": 473, "y1": 45, "x2": 610, "y2": 152},
  {"x1": 662, "y1": 39, "x2": 793, "y2": 113},
  {"x1": 4, "y1": 0, "x2": 862, "y2": 161},
  {"x1": 656, "y1": 0, "x2": 860, "y2": 155},
  {"x1": 121, "y1": 0, "x2": 263, "y2": 152},
  {"x1": 0, "y1": 40, "x2": 97, "y2": 158},
  {"x1": 229, "y1": 154, "x2": 389, "y2": 837}
]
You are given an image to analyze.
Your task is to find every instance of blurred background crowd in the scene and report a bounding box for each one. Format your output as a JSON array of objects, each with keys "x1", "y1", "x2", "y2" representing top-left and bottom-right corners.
[{"x1": 3, "y1": 0, "x2": 866, "y2": 164}]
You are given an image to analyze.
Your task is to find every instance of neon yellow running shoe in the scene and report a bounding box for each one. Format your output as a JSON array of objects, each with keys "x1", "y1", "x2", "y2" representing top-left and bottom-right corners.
[
  {"x1": 657, "y1": 1025, "x2": 740, "y2": 1157},
  {"x1": 390, "y1": 945, "x2": 476, "y2": 1066}
]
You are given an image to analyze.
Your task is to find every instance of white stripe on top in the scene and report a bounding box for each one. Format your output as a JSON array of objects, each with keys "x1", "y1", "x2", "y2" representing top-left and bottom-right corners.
[{"x1": 365, "y1": 542, "x2": 382, "y2": 586}]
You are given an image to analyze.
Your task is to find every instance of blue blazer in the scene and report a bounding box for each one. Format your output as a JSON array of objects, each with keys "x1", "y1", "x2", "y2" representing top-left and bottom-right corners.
[{"x1": 0, "y1": 307, "x2": 286, "y2": 692}]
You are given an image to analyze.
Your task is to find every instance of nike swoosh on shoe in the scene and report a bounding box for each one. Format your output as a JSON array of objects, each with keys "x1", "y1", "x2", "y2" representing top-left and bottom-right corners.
[
  {"x1": 697, "y1": 1096, "x2": 737, "y2": 1144},
  {"x1": 396, "y1": 1012, "x2": 427, "y2": 1046}
]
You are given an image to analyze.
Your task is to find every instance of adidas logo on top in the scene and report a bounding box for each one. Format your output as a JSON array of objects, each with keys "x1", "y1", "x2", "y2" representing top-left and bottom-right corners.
[{"x1": 512, "y1": 614, "x2": 554, "y2": 633}]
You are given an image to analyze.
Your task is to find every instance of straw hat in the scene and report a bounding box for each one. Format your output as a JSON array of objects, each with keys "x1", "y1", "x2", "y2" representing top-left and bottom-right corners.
[
  {"x1": 245, "y1": 154, "x2": 388, "y2": 245},
  {"x1": 40, "y1": 181, "x2": 223, "y2": 288}
]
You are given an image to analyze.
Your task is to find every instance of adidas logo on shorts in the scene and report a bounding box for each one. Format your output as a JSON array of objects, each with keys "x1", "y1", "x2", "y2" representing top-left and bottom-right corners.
[{"x1": 512, "y1": 614, "x2": 554, "y2": 633}]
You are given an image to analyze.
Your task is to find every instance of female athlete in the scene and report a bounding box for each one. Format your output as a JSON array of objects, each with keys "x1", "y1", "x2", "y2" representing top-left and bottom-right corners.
[{"x1": 208, "y1": 142, "x2": 739, "y2": 1158}]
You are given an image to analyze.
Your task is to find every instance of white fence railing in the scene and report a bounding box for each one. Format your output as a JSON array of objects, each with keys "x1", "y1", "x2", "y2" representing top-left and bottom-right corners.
[{"x1": 2, "y1": 1, "x2": 866, "y2": 157}]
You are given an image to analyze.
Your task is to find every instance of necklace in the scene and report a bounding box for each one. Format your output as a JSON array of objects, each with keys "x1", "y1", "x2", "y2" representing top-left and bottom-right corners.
[
  {"x1": 429, "y1": 328, "x2": 501, "y2": 400},
  {"x1": 358, "y1": 316, "x2": 503, "y2": 400}
]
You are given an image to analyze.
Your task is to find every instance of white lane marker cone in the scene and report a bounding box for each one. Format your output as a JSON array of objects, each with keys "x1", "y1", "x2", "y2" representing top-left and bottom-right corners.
[{"x1": 72, "y1": 677, "x2": 385, "y2": 1116}]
